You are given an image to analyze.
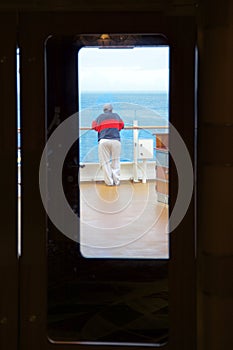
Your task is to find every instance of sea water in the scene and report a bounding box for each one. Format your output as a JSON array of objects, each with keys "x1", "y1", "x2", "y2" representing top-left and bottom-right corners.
[{"x1": 79, "y1": 91, "x2": 169, "y2": 163}]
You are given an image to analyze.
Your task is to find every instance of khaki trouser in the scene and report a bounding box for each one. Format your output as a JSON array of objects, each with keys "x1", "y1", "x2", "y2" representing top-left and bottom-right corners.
[{"x1": 98, "y1": 139, "x2": 121, "y2": 185}]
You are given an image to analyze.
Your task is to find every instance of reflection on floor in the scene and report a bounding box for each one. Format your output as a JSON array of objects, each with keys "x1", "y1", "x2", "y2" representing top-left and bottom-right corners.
[
  {"x1": 48, "y1": 260, "x2": 168, "y2": 345},
  {"x1": 80, "y1": 181, "x2": 169, "y2": 259}
]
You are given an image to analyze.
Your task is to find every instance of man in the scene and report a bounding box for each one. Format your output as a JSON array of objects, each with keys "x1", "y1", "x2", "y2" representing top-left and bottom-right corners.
[{"x1": 92, "y1": 103, "x2": 124, "y2": 186}]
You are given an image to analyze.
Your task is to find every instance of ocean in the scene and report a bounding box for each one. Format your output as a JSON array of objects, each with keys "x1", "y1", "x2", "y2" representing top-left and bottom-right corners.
[{"x1": 79, "y1": 91, "x2": 169, "y2": 162}]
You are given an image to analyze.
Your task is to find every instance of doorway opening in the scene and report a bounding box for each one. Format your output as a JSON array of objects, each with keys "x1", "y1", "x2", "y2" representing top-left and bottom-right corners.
[{"x1": 78, "y1": 46, "x2": 170, "y2": 259}]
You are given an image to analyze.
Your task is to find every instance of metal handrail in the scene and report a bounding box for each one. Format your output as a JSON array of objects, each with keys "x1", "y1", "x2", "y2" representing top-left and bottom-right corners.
[
  {"x1": 79, "y1": 123, "x2": 169, "y2": 183},
  {"x1": 80, "y1": 125, "x2": 169, "y2": 131}
]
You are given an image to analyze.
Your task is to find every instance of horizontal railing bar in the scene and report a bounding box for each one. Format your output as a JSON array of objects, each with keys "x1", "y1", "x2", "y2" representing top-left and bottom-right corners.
[
  {"x1": 80, "y1": 125, "x2": 169, "y2": 131},
  {"x1": 17, "y1": 126, "x2": 169, "y2": 131}
]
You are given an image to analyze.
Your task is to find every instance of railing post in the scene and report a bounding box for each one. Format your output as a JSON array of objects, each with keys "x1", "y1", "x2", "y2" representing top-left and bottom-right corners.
[
  {"x1": 142, "y1": 159, "x2": 147, "y2": 184},
  {"x1": 133, "y1": 120, "x2": 139, "y2": 182}
]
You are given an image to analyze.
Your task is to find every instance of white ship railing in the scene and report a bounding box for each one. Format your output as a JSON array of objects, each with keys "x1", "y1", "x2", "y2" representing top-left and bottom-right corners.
[{"x1": 80, "y1": 122, "x2": 169, "y2": 183}]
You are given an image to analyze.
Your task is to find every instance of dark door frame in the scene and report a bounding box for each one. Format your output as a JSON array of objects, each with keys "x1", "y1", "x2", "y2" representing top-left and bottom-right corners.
[
  {"x1": 18, "y1": 12, "x2": 196, "y2": 350},
  {"x1": 0, "y1": 12, "x2": 18, "y2": 350}
]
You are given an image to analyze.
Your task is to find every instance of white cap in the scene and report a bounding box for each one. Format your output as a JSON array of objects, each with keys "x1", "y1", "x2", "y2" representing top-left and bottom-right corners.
[{"x1": 103, "y1": 103, "x2": 113, "y2": 112}]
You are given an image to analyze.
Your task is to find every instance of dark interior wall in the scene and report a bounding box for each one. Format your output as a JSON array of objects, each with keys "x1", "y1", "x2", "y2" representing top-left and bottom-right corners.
[
  {"x1": 197, "y1": 1, "x2": 233, "y2": 349},
  {"x1": 0, "y1": 13, "x2": 18, "y2": 350},
  {"x1": 0, "y1": 0, "x2": 196, "y2": 13},
  {"x1": 0, "y1": 1, "x2": 232, "y2": 350}
]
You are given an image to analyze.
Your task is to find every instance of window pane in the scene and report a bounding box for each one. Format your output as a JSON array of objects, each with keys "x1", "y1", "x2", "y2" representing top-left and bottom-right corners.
[{"x1": 79, "y1": 46, "x2": 169, "y2": 259}]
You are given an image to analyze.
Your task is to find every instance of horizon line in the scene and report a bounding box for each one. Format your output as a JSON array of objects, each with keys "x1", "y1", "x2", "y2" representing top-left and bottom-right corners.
[{"x1": 80, "y1": 90, "x2": 168, "y2": 93}]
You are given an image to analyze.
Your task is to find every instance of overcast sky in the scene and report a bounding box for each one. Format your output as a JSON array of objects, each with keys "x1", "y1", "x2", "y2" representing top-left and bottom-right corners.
[{"x1": 78, "y1": 47, "x2": 169, "y2": 92}]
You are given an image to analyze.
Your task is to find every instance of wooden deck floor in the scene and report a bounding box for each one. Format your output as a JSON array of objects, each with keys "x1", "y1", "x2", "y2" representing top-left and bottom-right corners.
[{"x1": 80, "y1": 180, "x2": 169, "y2": 259}]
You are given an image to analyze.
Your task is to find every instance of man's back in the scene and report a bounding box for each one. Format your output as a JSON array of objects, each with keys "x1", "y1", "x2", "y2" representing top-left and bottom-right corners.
[{"x1": 92, "y1": 111, "x2": 124, "y2": 141}]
